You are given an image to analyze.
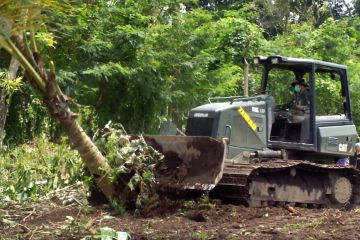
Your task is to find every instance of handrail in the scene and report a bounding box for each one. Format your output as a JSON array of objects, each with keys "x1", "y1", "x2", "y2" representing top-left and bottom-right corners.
[{"x1": 208, "y1": 95, "x2": 263, "y2": 103}]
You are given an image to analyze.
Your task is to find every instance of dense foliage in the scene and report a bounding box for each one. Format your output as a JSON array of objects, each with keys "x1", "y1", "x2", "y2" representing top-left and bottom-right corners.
[
  {"x1": 1, "y1": 2, "x2": 360, "y2": 238},
  {"x1": 0, "y1": 138, "x2": 83, "y2": 201},
  {"x1": 1, "y1": 0, "x2": 360, "y2": 143}
]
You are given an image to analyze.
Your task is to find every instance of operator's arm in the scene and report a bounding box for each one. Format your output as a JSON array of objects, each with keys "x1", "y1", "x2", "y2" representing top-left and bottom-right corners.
[
  {"x1": 281, "y1": 98, "x2": 295, "y2": 110},
  {"x1": 295, "y1": 104, "x2": 305, "y2": 110},
  {"x1": 295, "y1": 94, "x2": 310, "y2": 111}
]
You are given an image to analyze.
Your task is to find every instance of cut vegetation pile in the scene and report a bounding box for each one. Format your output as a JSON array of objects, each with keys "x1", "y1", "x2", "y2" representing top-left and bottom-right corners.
[{"x1": 92, "y1": 122, "x2": 165, "y2": 215}]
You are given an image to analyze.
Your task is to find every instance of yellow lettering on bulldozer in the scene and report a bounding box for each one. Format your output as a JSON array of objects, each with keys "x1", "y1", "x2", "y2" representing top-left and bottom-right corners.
[{"x1": 238, "y1": 107, "x2": 257, "y2": 131}]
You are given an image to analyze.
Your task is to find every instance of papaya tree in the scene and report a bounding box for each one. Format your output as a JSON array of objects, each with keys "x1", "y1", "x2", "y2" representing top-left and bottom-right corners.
[{"x1": 0, "y1": 1, "x2": 115, "y2": 199}]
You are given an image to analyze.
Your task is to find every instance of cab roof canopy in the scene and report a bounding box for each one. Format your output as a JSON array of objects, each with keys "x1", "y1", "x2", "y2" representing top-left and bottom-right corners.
[{"x1": 254, "y1": 55, "x2": 347, "y2": 71}]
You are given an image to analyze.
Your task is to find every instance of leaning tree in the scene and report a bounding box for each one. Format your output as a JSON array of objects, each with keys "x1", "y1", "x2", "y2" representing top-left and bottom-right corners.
[{"x1": 0, "y1": 0, "x2": 116, "y2": 200}]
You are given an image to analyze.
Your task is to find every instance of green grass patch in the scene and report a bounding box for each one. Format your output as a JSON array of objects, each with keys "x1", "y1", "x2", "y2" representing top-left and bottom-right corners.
[{"x1": 283, "y1": 219, "x2": 324, "y2": 232}]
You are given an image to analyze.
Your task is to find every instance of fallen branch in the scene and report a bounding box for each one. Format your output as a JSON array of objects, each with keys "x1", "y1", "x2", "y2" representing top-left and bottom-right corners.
[{"x1": 22, "y1": 208, "x2": 36, "y2": 221}]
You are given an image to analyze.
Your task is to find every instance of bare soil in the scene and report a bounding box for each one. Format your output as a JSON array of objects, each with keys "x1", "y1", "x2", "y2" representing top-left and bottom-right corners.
[
  {"x1": 1, "y1": 184, "x2": 360, "y2": 239},
  {"x1": 2, "y1": 201, "x2": 360, "y2": 239}
]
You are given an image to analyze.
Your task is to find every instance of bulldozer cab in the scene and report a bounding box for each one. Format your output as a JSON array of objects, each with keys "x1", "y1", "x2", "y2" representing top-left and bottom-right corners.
[{"x1": 256, "y1": 56, "x2": 354, "y2": 152}]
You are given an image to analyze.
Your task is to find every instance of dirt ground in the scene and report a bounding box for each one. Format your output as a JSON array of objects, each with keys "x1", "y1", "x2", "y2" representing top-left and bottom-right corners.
[{"x1": 1, "y1": 185, "x2": 360, "y2": 240}]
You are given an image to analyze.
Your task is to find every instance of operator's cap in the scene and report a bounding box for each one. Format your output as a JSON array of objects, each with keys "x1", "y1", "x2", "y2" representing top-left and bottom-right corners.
[
  {"x1": 355, "y1": 142, "x2": 360, "y2": 148},
  {"x1": 291, "y1": 78, "x2": 308, "y2": 87}
]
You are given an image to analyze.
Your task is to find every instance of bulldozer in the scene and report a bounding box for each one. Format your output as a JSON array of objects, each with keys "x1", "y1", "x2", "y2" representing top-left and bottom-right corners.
[{"x1": 144, "y1": 55, "x2": 360, "y2": 207}]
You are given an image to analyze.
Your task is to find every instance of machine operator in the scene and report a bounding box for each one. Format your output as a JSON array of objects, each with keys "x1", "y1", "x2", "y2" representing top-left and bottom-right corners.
[{"x1": 283, "y1": 78, "x2": 310, "y2": 123}]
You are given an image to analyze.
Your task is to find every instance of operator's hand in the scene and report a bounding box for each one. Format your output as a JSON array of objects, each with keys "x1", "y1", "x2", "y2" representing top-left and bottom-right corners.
[{"x1": 295, "y1": 104, "x2": 304, "y2": 110}]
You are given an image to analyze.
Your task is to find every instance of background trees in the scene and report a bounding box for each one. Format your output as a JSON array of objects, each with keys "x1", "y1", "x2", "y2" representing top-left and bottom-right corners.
[{"x1": 1, "y1": 0, "x2": 360, "y2": 147}]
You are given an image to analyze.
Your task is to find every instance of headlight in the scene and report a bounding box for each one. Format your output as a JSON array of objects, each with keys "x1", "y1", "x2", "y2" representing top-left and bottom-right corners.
[{"x1": 253, "y1": 57, "x2": 260, "y2": 64}]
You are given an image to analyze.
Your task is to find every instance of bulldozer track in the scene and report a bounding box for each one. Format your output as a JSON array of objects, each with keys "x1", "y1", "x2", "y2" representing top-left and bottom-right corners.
[{"x1": 212, "y1": 160, "x2": 360, "y2": 208}]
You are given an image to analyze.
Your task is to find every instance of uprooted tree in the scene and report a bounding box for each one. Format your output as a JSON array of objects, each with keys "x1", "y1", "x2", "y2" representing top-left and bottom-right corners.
[{"x1": 0, "y1": 1, "x2": 135, "y2": 206}]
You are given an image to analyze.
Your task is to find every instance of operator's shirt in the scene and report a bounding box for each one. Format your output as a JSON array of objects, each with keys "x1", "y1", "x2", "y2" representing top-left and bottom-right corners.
[{"x1": 290, "y1": 92, "x2": 310, "y2": 116}]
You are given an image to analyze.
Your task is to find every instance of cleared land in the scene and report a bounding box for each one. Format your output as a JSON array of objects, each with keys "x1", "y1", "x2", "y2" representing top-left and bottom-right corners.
[{"x1": 1, "y1": 183, "x2": 360, "y2": 240}]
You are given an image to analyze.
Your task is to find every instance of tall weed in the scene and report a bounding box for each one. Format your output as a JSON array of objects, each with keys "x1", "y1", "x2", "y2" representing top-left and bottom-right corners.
[{"x1": 0, "y1": 138, "x2": 83, "y2": 202}]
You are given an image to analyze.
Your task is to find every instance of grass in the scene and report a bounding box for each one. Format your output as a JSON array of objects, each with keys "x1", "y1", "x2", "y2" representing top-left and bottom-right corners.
[
  {"x1": 189, "y1": 231, "x2": 209, "y2": 240},
  {"x1": 283, "y1": 219, "x2": 324, "y2": 232}
]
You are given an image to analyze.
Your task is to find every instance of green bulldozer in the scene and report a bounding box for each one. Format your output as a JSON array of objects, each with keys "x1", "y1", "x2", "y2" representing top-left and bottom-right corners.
[{"x1": 144, "y1": 56, "x2": 360, "y2": 207}]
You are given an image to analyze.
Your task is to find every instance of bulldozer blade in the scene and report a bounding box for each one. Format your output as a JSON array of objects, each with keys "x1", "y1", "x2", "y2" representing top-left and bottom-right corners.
[{"x1": 143, "y1": 135, "x2": 227, "y2": 191}]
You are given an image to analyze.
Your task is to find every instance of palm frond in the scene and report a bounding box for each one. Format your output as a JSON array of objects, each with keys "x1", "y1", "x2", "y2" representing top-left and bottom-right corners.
[{"x1": 0, "y1": 0, "x2": 74, "y2": 38}]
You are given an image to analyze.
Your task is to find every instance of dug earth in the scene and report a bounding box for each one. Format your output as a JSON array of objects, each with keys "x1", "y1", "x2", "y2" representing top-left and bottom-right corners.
[{"x1": 1, "y1": 185, "x2": 360, "y2": 240}]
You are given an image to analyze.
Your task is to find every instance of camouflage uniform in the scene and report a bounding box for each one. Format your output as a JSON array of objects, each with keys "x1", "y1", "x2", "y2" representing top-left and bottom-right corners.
[{"x1": 288, "y1": 91, "x2": 310, "y2": 123}]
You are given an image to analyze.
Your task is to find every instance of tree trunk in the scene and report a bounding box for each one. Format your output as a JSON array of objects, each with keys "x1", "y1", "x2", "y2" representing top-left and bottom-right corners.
[
  {"x1": 0, "y1": 92, "x2": 7, "y2": 148},
  {"x1": 0, "y1": 57, "x2": 20, "y2": 149},
  {"x1": 56, "y1": 107, "x2": 116, "y2": 199},
  {"x1": 62, "y1": 115, "x2": 116, "y2": 199},
  {"x1": 10, "y1": 35, "x2": 116, "y2": 201},
  {"x1": 40, "y1": 69, "x2": 116, "y2": 200},
  {"x1": 38, "y1": 77, "x2": 116, "y2": 200}
]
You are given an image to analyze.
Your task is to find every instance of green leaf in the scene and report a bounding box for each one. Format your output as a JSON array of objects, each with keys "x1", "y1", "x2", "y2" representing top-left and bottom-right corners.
[
  {"x1": 2, "y1": 218, "x2": 16, "y2": 226},
  {"x1": 53, "y1": 175, "x2": 59, "y2": 189},
  {"x1": 96, "y1": 227, "x2": 130, "y2": 240},
  {"x1": 98, "y1": 227, "x2": 117, "y2": 240},
  {"x1": 27, "y1": 181, "x2": 34, "y2": 189},
  {"x1": 127, "y1": 173, "x2": 141, "y2": 191}
]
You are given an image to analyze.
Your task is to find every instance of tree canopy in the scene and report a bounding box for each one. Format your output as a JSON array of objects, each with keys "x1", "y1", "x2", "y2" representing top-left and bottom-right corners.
[{"x1": 1, "y1": 0, "x2": 360, "y2": 145}]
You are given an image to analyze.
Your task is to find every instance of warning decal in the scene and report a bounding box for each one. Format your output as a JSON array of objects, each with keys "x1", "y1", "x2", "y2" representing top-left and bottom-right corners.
[{"x1": 238, "y1": 107, "x2": 257, "y2": 131}]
